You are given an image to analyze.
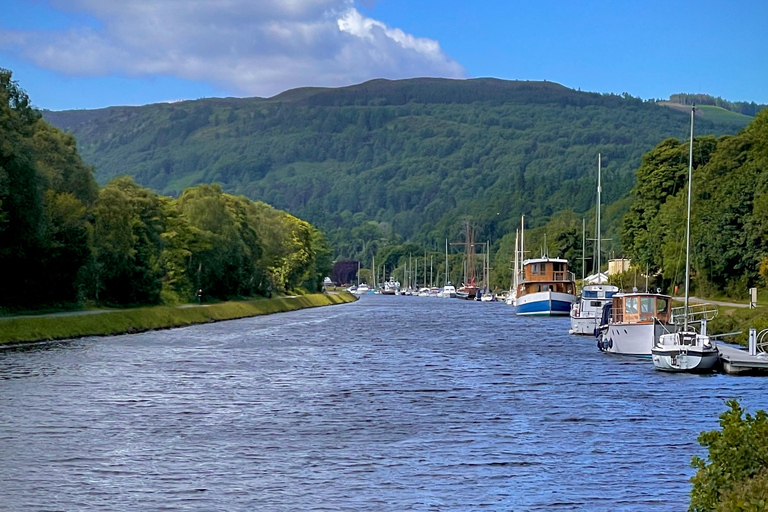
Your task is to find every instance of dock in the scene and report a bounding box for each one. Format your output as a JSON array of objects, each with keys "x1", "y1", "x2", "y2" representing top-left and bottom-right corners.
[{"x1": 716, "y1": 342, "x2": 768, "y2": 375}]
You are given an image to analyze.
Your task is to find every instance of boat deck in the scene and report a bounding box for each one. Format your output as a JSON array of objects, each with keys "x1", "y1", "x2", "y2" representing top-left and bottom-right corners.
[{"x1": 716, "y1": 343, "x2": 768, "y2": 375}]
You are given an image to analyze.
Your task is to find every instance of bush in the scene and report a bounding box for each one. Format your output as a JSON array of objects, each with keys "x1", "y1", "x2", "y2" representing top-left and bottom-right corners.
[{"x1": 690, "y1": 400, "x2": 768, "y2": 512}]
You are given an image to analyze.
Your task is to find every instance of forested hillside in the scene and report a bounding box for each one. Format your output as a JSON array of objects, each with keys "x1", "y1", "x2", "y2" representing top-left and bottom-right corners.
[
  {"x1": 43, "y1": 78, "x2": 749, "y2": 268},
  {"x1": 622, "y1": 108, "x2": 768, "y2": 297},
  {"x1": 0, "y1": 69, "x2": 329, "y2": 312}
]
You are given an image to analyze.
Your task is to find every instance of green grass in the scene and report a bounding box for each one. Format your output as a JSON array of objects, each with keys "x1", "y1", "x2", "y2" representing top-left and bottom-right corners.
[
  {"x1": 0, "y1": 292, "x2": 356, "y2": 345},
  {"x1": 658, "y1": 102, "x2": 753, "y2": 127}
]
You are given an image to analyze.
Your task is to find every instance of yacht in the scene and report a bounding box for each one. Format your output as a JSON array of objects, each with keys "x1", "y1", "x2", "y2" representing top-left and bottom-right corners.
[
  {"x1": 651, "y1": 107, "x2": 719, "y2": 372},
  {"x1": 439, "y1": 283, "x2": 457, "y2": 298},
  {"x1": 570, "y1": 284, "x2": 619, "y2": 335},
  {"x1": 595, "y1": 292, "x2": 674, "y2": 357}
]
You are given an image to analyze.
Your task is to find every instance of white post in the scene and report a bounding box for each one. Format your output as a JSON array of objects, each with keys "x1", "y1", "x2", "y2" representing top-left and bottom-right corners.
[{"x1": 749, "y1": 328, "x2": 757, "y2": 356}]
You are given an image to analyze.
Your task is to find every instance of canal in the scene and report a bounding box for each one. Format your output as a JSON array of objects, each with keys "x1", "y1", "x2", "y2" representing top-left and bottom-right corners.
[{"x1": 1, "y1": 295, "x2": 765, "y2": 511}]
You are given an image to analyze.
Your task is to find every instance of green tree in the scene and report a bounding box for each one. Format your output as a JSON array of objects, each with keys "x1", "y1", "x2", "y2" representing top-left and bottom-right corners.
[{"x1": 690, "y1": 400, "x2": 768, "y2": 512}]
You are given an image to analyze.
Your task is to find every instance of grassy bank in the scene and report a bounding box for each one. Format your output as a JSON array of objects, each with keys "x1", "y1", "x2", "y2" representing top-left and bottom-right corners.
[
  {"x1": 710, "y1": 306, "x2": 768, "y2": 346},
  {"x1": 0, "y1": 292, "x2": 357, "y2": 345}
]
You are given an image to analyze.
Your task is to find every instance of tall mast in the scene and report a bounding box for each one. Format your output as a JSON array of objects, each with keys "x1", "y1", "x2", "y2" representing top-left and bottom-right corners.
[
  {"x1": 597, "y1": 153, "x2": 602, "y2": 284},
  {"x1": 581, "y1": 218, "x2": 586, "y2": 282},
  {"x1": 513, "y1": 229, "x2": 519, "y2": 291},
  {"x1": 684, "y1": 107, "x2": 695, "y2": 331},
  {"x1": 445, "y1": 238, "x2": 449, "y2": 284}
]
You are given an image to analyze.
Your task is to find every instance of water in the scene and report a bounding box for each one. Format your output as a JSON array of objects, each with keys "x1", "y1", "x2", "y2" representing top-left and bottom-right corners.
[{"x1": 1, "y1": 296, "x2": 766, "y2": 511}]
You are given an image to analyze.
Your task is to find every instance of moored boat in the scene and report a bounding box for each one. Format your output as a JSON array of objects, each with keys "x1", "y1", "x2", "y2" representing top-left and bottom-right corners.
[
  {"x1": 596, "y1": 292, "x2": 674, "y2": 357},
  {"x1": 570, "y1": 284, "x2": 619, "y2": 335},
  {"x1": 651, "y1": 107, "x2": 719, "y2": 372},
  {"x1": 515, "y1": 257, "x2": 577, "y2": 316}
]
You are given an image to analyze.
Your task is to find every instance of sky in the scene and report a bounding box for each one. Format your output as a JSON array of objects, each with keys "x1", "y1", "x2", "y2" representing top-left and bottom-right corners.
[{"x1": 0, "y1": 0, "x2": 766, "y2": 111}]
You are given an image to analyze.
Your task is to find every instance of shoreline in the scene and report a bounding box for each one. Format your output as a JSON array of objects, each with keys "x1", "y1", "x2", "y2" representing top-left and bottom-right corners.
[{"x1": 0, "y1": 292, "x2": 357, "y2": 346}]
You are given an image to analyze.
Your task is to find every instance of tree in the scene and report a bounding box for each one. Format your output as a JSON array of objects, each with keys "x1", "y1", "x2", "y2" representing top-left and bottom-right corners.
[{"x1": 690, "y1": 400, "x2": 768, "y2": 512}]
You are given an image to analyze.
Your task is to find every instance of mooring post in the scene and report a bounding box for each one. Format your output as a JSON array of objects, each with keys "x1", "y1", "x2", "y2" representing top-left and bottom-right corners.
[{"x1": 749, "y1": 328, "x2": 757, "y2": 356}]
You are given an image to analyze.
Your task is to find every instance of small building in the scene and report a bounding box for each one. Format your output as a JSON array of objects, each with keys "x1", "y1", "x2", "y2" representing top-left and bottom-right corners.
[{"x1": 608, "y1": 259, "x2": 631, "y2": 275}]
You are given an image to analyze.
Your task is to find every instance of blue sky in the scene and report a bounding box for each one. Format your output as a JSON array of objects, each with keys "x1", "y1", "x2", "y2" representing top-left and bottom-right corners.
[{"x1": 1, "y1": 0, "x2": 766, "y2": 111}]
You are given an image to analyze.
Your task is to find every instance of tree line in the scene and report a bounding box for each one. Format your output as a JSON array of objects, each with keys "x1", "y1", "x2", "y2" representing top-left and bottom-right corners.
[
  {"x1": 668, "y1": 93, "x2": 765, "y2": 117},
  {"x1": 621, "y1": 107, "x2": 768, "y2": 298},
  {"x1": 0, "y1": 69, "x2": 330, "y2": 312}
]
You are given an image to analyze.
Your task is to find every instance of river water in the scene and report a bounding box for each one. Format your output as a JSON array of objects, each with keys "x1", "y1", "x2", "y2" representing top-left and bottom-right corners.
[{"x1": 1, "y1": 296, "x2": 766, "y2": 511}]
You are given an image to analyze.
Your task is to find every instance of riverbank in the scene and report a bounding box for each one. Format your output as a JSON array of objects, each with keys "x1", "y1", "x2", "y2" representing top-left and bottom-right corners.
[{"x1": 0, "y1": 292, "x2": 357, "y2": 346}]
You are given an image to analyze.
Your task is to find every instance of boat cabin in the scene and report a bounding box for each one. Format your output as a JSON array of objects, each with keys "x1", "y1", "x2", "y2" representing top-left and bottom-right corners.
[
  {"x1": 517, "y1": 258, "x2": 575, "y2": 295},
  {"x1": 610, "y1": 293, "x2": 672, "y2": 324}
]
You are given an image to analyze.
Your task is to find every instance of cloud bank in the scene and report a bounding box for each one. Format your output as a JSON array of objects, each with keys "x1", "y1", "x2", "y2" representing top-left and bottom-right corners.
[{"x1": 0, "y1": 0, "x2": 465, "y2": 97}]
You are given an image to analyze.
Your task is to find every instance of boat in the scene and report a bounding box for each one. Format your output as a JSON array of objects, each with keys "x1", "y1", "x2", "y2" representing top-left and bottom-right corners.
[
  {"x1": 382, "y1": 277, "x2": 399, "y2": 295},
  {"x1": 354, "y1": 283, "x2": 371, "y2": 295},
  {"x1": 515, "y1": 256, "x2": 577, "y2": 316},
  {"x1": 570, "y1": 154, "x2": 620, "y2": 334},
  {"x1": 651, "y1": 107, "x2": 719, "y2": 372},
  {"x1": 439, "y1": 283, "x2": 457, "y2": 298},
  {"x1": 570, "y1": 284, "x2": 619, "y2": 335},
  {"x1": 595, "y1": 291, "x2": 674, "y2": 357},
  {"x1": 438, "y1": 239, "x2": 456, "y2": 298}
]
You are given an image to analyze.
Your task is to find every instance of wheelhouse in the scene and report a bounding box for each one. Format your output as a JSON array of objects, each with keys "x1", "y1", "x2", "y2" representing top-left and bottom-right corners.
[{"x1": 610, "y1": 293, "x2": 672, "y2": 324}]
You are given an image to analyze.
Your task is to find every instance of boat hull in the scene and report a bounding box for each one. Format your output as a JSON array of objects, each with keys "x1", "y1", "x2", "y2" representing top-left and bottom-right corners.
[
  {"x1": 598, "y1": 322, "x2": 671, "y2": 358},
  {"x1": 516, "y1": 291, "x2": 576, "y2": 316},
  {"x1": 652, "y1": 348, "x2": 720, "y2": 372},
  {"x1": 569, "y1": 315, "x2": 600, "y2": 335}
]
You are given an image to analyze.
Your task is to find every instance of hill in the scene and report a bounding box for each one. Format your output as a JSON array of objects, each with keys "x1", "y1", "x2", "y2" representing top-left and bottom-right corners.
[
  {"x1": 658, "y1": 101, "x2": 754, "y2": 126},
  {"x1": 42, "y1": 78, "x2": 749, "y2": 260}
]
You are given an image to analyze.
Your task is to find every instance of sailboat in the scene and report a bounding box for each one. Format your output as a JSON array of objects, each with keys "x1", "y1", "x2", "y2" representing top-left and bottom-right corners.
[
  {"x1": 651, "y1": 107, "x2": 719, "y2": 372},
  {"x1": 439, "y1": 239, "x2": 457, "y2": 298},
  {"x1": 570, "y1": 154, "x2": 619, "y2": 334}
]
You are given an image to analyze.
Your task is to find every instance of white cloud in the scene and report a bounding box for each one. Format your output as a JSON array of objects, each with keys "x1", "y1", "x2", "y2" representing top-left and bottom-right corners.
[{"x1": 1, "y1": 0, "x2": 465, "y2": 97}]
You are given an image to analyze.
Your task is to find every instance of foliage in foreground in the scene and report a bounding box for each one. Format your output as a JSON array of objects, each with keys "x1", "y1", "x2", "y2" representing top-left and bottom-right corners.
[{"x1": 690, "y1": 400, "x2": 768, "y2": 512}]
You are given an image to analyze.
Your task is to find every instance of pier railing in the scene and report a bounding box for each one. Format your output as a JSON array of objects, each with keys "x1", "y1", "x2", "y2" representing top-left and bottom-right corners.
[
  {"x1": 671, "y1": 303, "x2": 718, "y2": 327},
  {"x1": 553, "y1": 271, "x2": 576, "y2": 282}
]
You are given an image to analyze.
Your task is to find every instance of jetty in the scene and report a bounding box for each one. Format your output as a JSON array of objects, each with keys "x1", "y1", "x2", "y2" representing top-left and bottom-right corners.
[{"x1": 716, "y1": 342, "x2": 768, "y2": 375}]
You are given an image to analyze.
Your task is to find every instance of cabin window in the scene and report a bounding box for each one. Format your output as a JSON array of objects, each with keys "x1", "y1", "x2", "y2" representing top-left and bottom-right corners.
[
  {"x1": 553, "y1": 262, "x2": 565, "y2": 272},
  {"x1": 640, "y1": 297, "x2": 653, "y2": 314},
  {"x1": 625, "y1": 297, "x2": 638, "y2": 315},
  {"x1": 590, "y1": 301, "x2": 602, "y2": 307},
  {"x1": 531, "y1": 264, "x2": 543, "y2": 275},
  {"x1": 656, "y1": 298, "x2": 668, "y2": 314}
]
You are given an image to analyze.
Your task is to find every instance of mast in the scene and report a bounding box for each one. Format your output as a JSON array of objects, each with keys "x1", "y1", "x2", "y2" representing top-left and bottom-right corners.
[
  {"x1": 684, "y1": 107, "x2": 695, "y2": 331},
  {"x1": 372, "y1": 255, "x2": 375, "y2": 289},
  {"x1": 581, "y1": 218, "x2": 586, "y2": 282},
  {"x1": 513, "y1": 229, "x2": 519, "y2": 291},
  {"x1": 597, "y1": 153, "x2": 602, "y2": 284},
  {"x1": 445, "y1": 238, "x2": 449, "y2": 284}
]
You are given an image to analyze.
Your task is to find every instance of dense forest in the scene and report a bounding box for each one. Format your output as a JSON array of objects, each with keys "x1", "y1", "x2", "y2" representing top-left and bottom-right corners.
[
  {"x1": 43, "y1": 78, "x2": 750, "y2": 276},
  {"x1": 621, "y1": 107, "x2": 768, "y2": 298},
  {"x1": 0, "y1": 69, "x2": 330, "y2": 312}
]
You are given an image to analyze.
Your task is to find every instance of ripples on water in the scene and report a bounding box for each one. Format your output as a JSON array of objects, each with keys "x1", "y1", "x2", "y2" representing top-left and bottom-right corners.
[{"x1": 1, "y1": 296, "x2": 766, "y2": 511}]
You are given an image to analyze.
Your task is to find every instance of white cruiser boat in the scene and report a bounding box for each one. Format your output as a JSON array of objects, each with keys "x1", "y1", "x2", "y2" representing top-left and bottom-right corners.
[
  {"x1": 438, "y1": 283, "x2": 457, "y2": 298},
  {"x1": 570, "y1": 284, "x2": 619, "y2": 335},
  {"x1": 596, "y1": 292, "x2": 674, "y2": 357}
]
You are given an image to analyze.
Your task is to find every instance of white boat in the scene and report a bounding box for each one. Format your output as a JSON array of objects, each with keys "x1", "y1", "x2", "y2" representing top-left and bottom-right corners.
[
  {"x1": 570, "y1": 154, "x2": 618, "y2": 334},
  {"x1": 653, "y1": 330, "x2": 719, "y2": 371},
  {"x1": 651, "y1": 107, "x2": 719, "y2": 372},
  {"x1": 570, "y1": 284, "x2": 619, "y2": 335},
  {"x1": 418, "y1": 287, "x2": 430, "y2": 297},
  {"x1": 382, "y1": 277, "x2": 399, "y2": 295},
  {"x1": 515, "y1": 257, "x2": 577, "y2": 316},
  {"x1": 353, "y1": 283, "x2": 371, "y2": 295},
  {"x1": 439, "y1": 283, "x2": 457, "y2": 298},
  {"x1": 596, "y1": 292, "x2": 674, "y2": 357},
  {"x1": 438, "y1": 239, "x2": 456, "y2": 298}
]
